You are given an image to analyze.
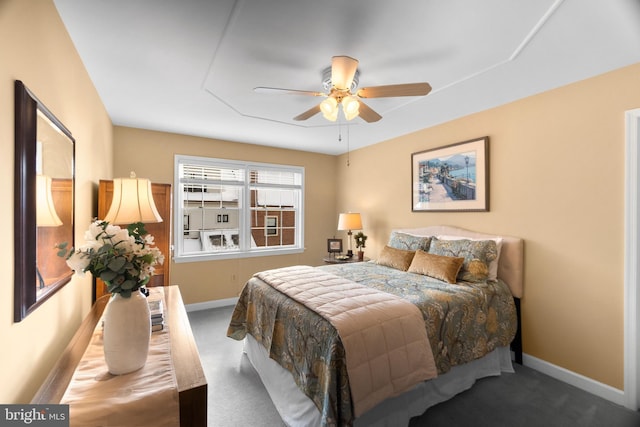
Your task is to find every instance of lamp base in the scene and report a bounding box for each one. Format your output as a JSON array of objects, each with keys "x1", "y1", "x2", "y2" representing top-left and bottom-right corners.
[{"x1": 346, "y1": 250, "x2": 353, "y2": 258}]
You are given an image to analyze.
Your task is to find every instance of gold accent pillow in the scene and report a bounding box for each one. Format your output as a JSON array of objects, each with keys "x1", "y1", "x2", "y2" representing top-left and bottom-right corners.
[
  {"x1": 407, "y1": 250, "x2": 465, "y2": 284},
  {"x1": 377, "y1": 245, "x2": 416, "y2": 271}
]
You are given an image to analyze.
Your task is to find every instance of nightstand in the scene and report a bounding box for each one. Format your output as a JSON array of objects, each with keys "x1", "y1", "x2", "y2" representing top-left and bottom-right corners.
[{"x1": 323, "y1": 256, "x2": 369, "y2": 264}]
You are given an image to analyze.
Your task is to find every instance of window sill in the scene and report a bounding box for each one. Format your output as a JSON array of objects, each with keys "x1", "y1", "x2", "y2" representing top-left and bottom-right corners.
[{"x1": 173, "y1": 247, "x2": 304, "y2": 263}]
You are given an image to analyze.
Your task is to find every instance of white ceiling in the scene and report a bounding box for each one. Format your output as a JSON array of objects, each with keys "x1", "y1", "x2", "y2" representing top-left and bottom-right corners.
[{"x1": 53, "y1": 0, "x2": 640, "y2": 155}]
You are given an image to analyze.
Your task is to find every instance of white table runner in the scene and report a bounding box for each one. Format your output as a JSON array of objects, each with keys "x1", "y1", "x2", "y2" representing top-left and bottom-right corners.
[{"x1": 61, "y1": 289, "x2": 179, "y2": 427}]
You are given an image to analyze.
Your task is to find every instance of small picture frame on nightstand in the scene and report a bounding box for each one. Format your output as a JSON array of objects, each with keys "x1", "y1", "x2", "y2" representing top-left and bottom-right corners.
[{"x1": 327, "y1": 238, "x2": 343, "y2": 254}]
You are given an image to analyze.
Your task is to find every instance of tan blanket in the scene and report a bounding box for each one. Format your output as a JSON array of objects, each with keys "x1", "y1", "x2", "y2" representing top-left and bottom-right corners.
[{"x1": 255, "y1": 265, "x2": 437, "y2": 417}]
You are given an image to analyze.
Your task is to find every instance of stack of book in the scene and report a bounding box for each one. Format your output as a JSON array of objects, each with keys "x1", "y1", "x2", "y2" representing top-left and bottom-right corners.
[{"x1": 148, "y1": 296, "x2": 165, "y2": 332}]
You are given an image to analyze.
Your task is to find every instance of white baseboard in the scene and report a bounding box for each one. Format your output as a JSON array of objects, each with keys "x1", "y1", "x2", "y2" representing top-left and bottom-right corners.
[
  {"x1": 185, "y1": 297, "x2": 238, "y2": 313},
  {"x1": 523, "y1": 353, "x2": 625, "y2": 406}
]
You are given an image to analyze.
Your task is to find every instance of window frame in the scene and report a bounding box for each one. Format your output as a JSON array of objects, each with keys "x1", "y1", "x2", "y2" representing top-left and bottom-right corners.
[{"x1": 173, "y1": 155, "x2": 304, "y2": 263}]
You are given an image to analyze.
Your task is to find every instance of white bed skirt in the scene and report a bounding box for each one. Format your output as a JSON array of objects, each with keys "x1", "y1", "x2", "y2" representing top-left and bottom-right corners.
[{"x1": 244, "y1": 335, "x2": 514, "y2": 427}]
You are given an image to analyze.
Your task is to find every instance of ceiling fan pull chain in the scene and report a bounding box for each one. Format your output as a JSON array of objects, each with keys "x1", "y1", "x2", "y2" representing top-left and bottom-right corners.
[{"x1": 346, "y1": 124, "x2": 351, "y2": 167}]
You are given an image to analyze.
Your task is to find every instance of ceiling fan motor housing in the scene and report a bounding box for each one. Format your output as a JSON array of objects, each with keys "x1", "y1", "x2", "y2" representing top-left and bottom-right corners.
[{"x1": 322, "y1": 66, "x2": 359, "y2": 92}]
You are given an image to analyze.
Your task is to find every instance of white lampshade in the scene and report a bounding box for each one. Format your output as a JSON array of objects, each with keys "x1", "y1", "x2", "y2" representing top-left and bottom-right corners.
[
  {"x1": 320, "y1": 97, "x2": 339, "y2": 121},
  {"x1": 342, "y1": 96, "x2": 360, "y2": 121},
  {"x1": 36, "y1": 174, "x2": 63, "y2": 227},
  {"x1": 337, "y1": 212, "x2": 362, "y2": 231},
  {"x1": 103, "y1": 172, "x2": 162, "y2": 224}
]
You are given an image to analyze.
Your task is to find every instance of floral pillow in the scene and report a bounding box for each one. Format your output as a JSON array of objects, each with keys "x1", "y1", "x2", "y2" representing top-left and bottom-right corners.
[
  {"x1": 387, "y1": 232, "x2": 431, "y2": 251},
  {"x1": 377, "y1": 245, "x2": 416, "y2": 271},
  {"x1": 437, "y1": 235, "x2": 503, "y2": 281},
  {"x1": 428, "y1": 237, "x2": 497, "y2": 282}
]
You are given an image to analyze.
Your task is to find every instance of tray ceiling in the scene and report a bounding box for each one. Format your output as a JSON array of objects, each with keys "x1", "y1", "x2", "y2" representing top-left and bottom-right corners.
[{"x1": 54, "y1": 0, "x2": 640, "y2": 155}]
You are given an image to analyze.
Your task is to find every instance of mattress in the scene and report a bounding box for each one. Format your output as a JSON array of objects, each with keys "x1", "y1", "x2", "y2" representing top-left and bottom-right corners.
[{"x1": 244, "y1": 335, "x2": 513, "y2": 427}]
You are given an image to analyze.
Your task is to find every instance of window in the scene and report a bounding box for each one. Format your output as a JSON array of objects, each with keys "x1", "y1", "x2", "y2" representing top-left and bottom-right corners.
[
  {"x1": 265, "y1": 216, "x2": 278, "y2": 236},
  {"x1": 174, "y1": 155, "x2": 304, "y2": 262}
]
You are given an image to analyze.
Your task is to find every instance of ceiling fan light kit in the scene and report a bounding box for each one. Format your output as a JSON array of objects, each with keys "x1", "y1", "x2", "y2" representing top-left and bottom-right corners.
[
  {"x1": 320, "y1": 97, "x2": 339, "y2": 121},
  {"x1": 256, "y1": 55, "x2": 432, "y2": 123},
  {"x1": 320, "y1": 94, "x2": 360, "y2": 122},
  {"x1": 342, "y1": 95, "x2": 360, "y2": 121}
]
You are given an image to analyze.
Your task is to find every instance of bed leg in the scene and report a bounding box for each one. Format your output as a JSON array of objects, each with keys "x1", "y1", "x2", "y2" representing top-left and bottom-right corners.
[{"x1": 511, "y1": 297, "x2": 523, "y2": 364}]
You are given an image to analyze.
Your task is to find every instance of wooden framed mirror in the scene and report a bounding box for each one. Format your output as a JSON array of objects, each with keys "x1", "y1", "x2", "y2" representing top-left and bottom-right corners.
[{"x1": 14, "y1": 80, "x2": 75, "y2": 322}]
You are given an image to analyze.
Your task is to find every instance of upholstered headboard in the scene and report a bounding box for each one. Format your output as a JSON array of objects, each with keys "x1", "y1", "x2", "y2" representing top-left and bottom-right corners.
[{"x1": 394, "y1": 226, "x2": 524, "y2": 298}]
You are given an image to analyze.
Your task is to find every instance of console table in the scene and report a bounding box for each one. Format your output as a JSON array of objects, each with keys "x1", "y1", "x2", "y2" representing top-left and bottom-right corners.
[{"x1": 32, "y1": 286, "x2": 207, "y2": 426}]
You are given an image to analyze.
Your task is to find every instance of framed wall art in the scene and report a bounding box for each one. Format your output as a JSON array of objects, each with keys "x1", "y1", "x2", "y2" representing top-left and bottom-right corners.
[{"x1": 411, "y1": 136, "x2": 489, "y2": 212}]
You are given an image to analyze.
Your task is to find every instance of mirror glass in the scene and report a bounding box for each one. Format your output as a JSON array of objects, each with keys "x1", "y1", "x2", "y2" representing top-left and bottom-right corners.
[{"x1": 14, "y1": 81, "x2": 75, "y2": 322}]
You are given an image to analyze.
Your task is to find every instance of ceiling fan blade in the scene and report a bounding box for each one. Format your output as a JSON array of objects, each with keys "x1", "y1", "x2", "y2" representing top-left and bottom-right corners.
[
  {"x1": 293, "y1": 104, "x2": 321, "y2": 121},
  {"x1": 254, "y1": 87, "x2": 324, "y2": 97},
  {"x1": 357, "y1": 101, "x2": 382, "y2": 123},
  {"x1": 331, "y1": 56, "x2": 359, "y2": 90},
  {"x1": 356, "y1": 82, "x2": 432, "y2": 98}
]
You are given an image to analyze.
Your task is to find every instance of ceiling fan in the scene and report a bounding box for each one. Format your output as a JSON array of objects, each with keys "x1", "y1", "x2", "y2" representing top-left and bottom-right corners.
[{"x1": 254, "y1": 56, "x2": 432, "y2": 123}]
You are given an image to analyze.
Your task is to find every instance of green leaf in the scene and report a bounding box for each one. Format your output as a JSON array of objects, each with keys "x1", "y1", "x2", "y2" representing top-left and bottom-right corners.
[
  {"x1": 120, "y1": 280, "x2": 136, "y2": 290},
  {"x1": 108, "y1": 257, "x2": 126, "y2": 272},
  {"x1": 97, "y1": 244, "x2": 113, "y2": 255},
  {"x1": 127, "y1": 222, "x2": 148, "y2": 241},
  {"x1": 100, "y1": 270, "x2": 118, "y2": 282}
]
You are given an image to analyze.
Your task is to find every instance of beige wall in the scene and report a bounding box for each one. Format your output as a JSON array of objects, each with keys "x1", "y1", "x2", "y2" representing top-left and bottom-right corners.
[
  {"x1": 0, "y1": 0, "x2": 114, "y2": 403},
  {"x1": 113, "y1": 126, "x2": 337, "y2": 304},
  {"x1": 335, "y1": 62, "x2": 640, "y2": 390}
]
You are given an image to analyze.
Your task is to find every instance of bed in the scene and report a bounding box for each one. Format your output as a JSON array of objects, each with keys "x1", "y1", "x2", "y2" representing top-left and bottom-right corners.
[{"x1": 227, "y1": 225, "x2": 524, "y2": 426}]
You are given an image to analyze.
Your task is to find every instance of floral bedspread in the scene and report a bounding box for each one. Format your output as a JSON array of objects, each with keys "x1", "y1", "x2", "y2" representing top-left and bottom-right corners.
[{"x1": 227, "y1": 262, "x2": 516, "y2": 426}]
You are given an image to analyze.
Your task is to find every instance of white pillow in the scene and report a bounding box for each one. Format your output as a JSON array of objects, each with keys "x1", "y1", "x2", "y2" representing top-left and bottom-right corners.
[{"x1": 436, "y1": 235, "x2": 503, "y2": 281}]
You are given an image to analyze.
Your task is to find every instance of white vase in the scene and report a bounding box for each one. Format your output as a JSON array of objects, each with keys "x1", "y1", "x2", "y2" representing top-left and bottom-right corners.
[{"x1": 102, "y1": 290, "x2": 151, "y2": 375}]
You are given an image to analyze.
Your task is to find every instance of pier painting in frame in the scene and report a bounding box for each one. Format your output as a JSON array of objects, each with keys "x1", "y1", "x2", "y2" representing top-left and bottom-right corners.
[{"x1": 412, "y1": 137, "x2": 489, "y2": 212}]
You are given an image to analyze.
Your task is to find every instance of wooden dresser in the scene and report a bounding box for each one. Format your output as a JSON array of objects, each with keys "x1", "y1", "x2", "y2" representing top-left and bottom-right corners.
[{"x1": 32, "y1": 286, "x2": 207, "y2": 426}]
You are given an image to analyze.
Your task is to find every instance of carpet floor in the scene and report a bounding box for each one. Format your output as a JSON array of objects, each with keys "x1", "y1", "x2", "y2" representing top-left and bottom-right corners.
[{"x1": 188, "y1": 305, "x2": 640, "y2": 427}]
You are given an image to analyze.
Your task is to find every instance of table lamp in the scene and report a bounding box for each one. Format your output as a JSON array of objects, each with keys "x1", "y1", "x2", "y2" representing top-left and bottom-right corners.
[
  {"x1": 337, "y1": 212, "x2": 362, "y2": 258},
  {"x1": 104, "y1": 172, "x2": 162, "y2": 224}
]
